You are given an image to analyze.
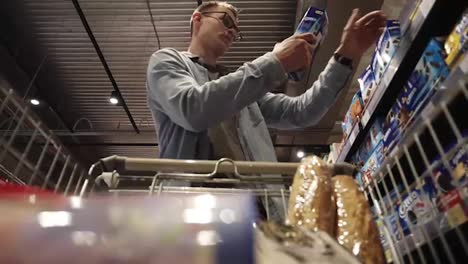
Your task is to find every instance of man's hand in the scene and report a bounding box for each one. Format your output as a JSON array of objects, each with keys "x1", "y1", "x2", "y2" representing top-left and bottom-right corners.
[
  {"x1": 273, "y1": 33, "x2": 317, "y2": 72},
  {"x1": 336, "y1": 9, "x2": 387, "y2": 62}
]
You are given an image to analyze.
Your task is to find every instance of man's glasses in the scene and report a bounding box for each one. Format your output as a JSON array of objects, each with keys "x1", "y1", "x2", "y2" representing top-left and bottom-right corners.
[{"x1": 201, "y1": 11, "x2": 242, "y2": 41}]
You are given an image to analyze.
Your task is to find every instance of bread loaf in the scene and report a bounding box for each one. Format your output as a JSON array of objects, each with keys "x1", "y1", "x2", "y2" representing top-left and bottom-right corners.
[
  {"x1": 332, "y1": 175, "x2": 385, "y2": 264},
  {"x1": 287, "y1": 156, "x2": 336, "y2": 236}
]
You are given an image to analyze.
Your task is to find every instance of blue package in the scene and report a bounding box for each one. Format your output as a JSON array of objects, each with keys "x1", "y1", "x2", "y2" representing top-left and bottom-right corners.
[
  {"x1": 371, "y1": 51, "x2": 386, "y2": 85},
  {"x1": 400, "y1": 39, "x2": 450, "y2": 115},
  {"x1": 360, "y1": 117, "x2": 385, "y2": 162},
  {"x1": 288, "y1": 6, "x2": 328, "y2": 81},
  {"x1": 361, "y1": 140, "x2": 384, "y2": 185},
  {"x1": 371, "y1": 20, "x2": 402, "y2": 84},
  {"x1": 383, "y1": 102, "x2": 405, "y2": 155},
  {"x1": 385, "y1": 210, "x2": 404, "y2": 241},
  {"x1": 358, "y1": 65, "x2": 378, "y2": 105},
  {"x1": 376, "y1": 20, "x2": 402, "y2": 69},
  {"x1": 397, "y1": 177, "x2": 438, "y2": 237}
]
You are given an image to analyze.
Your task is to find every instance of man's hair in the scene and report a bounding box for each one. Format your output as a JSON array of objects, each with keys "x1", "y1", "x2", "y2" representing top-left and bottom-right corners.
[{"x1": 190, "y1": 1, "x2": 240, "y2": 37}]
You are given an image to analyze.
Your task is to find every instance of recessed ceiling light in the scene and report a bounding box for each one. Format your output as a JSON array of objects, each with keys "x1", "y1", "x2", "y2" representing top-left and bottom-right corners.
[
  {"x1": 30, "y1": 98, "x2": 40, "y2": 105},
  {"x1": 297, "y1": 150, "x2": 305, "y2": 158}
]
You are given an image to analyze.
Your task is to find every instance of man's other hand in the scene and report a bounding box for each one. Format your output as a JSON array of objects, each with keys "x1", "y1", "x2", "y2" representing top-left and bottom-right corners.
[
  {"x1": 273, "y1": 33, "x2": 317, "y2": 72},
  {"x1": 336, "y1": 9, "x2": 387, "y2": 61}
]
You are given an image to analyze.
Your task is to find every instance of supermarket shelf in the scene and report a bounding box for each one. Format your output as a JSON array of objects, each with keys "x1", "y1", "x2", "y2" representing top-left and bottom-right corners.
[
  {"x1": 337, "y1": 0, "x2": 467, "y2": 162},
  {"x1": 336, "y1": 121, "x2": 361, "y2": 163},
  {"x1": 364, "y1": 56, "x2": 468, "y2": 263},
  {"x1": 399, "y1": 221, "x2": 468, "y2": 264}
]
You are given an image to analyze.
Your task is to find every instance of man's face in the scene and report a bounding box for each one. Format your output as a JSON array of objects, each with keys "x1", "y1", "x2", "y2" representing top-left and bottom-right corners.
[{"x1": 194, "y1": 6, "x2": 240, "y2": 56}]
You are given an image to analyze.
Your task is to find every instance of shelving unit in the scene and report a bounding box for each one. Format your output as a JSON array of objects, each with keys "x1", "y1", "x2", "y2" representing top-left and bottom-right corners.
[
  {"x1": 338, "y1": 0, "x2": 467, "y2": 162},
  {"x1": 363, "y1": 55, "x2": 468, "y2": 263}
]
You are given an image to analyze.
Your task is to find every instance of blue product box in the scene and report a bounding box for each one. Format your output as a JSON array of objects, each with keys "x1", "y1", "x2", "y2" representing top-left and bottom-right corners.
[
  {"x1": 361, "y1": 140, "x2": 384, "y2": 185},
  {"x1": 371, "y1": 51, "x2": 386, "y2": 85},
  {"x1": 397, "y1": 177, "x2": 438, "y2": 237},
  {"x1": 361, "y1": 117, "x2": 385, "y2": 162},
  {"x1": 342, "y1": 91, "x2": 364, "y2": 139},
  {"x1": 400, "y1": 39, "x2": 450, "y2": 117},
  {"x1": 385, "y1": 210, "x2": 404, "y2": 241},
  {"x1": 376, "y1": 20, "x2": 402, "y2": 69},
  {"x1": 358, "y1": 65, "x2": 377, "y2": 105},
  {"x1": 383, "y1": 102, "x2": 405, "y2": 155},
  {"x1": 288, "y1": 6, "x2": 328, "y2": 81}
]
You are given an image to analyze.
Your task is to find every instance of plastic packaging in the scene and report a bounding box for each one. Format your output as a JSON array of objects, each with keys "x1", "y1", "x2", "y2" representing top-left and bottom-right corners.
[
  {"x1": 0, "y1": 194, "x2": 255, "y2": 263},
  {"x1": 332, "y1": 175, "x2": 385, "y2": 264},
  {"x1": 287, "y1": 156, "x2": 336, "y2": 236}
]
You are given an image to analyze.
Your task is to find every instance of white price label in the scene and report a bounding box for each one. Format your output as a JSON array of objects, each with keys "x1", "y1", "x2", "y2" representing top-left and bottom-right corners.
[{"x1": 362, "y1": 111, "x2": 370, "y2": 126}]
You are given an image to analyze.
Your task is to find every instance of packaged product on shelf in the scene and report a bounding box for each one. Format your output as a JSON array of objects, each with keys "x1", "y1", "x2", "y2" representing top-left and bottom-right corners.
[
  {"x1": 433, "y1": 145, "x2": 467, "y2": 194},
  {"x1": 360, "y1": 118, "x2": 385, "y2": 162},
  {"x1": 432, "y1": 145, "x2": 468, "y2": 228},
  {"x1": 385, "y1": 210, "x2": 404, "y2": 241},
  {"x1": 342, "y1": 91, "x2": 364, "y2": 138},
  {"x1": 444, "y1": 11, "x2": 468, "y2": 68},
  {"x1": 376, "y1": 218, "x2": 393, "y2": 262},
  {"x1": 438, "y1": 189, "x2": 468, "y2": 228},
  {"x1": 288, "y1": 6, "x2": 328, "y2": 81},
  {"x1": 333, "y1": 175, "x2": 385, "y2": 264},
  {"x1": 371, "y1": 20, "x2": 402, "y2": 84},
  {"x1": 361, "y1": 141, "x2": 384, "y2": 185},
  {"x1": 376, "y1": 20, "x2": 402, "y2": 69},
  {"x1": 287, "y1": 156, "x2": 336, "y2": 236},
  {"x1": 358, "y1": 65, "x2": 378, "y2": 105},
  {"x1": 382, "y1": 102, "x2": 406, "y2": 156},
  {"x1": 397, "y1": 177, "x2": 439, "y2": 239},
  {"x1": 401, "y1": 39, "x2": 449, "y2": 116},
  {"x1": 371, "y1": 51, "x2": 386, "y2": 85}
]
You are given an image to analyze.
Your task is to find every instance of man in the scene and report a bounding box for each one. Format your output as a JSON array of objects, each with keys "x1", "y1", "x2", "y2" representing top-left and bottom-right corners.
[{"x1": 146, "y1": 1, "x2": 385, "y2": 220}]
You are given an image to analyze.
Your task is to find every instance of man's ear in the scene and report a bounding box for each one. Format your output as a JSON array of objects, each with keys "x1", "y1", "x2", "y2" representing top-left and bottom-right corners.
[{"x1": 191, "y1": 12, "x2": 202, "y2": 35}]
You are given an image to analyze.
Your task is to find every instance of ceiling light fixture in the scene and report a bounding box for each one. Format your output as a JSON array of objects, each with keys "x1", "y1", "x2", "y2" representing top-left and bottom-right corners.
[
  {"x1": 109, "y1": 91, "x2": 119, "y2": 105},
  {"x1": 30, "y1": 98, "x2": 40, "y2": 106},
  {"x1": 297, "y1": 150, "x2": 305, "y2": 159}
]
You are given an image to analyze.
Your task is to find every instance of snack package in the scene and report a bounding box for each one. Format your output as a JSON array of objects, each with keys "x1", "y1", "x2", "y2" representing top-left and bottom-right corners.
[
  {"x1": 433, "y1": 145, "x2": 468, "y2": 228},
  {"x1": 343, "y1": 91, "x2": 364, "y2": 138},
  {"x1": 438, "y1": 189, "x2": 468, "y2": 228},
  {"x1": 376, "y1": 20, "x2": 402, "y2": 70},
  {"x1": 287, "y1": 156, "x2": 336, "y2": 236},
  {"x1": 376, "y1": 219, "x2": 393, "y2": 262},
  {"x1": 358, "y1": 65, "x2": 378, "y2": 105},
  {"x1": 289, "y1": 6, "x2": 328, "y2": 81},
  {"x1": 444, "y1": 11, "x2": 468, "y2": 67},
  {"x1": 360, "y1": 118, "x2": 385, "y2": 162},
  {"x1": 398, "y1": 39, "x2": 450, "y2": 121},
  {"x1": 371, "y1": 20, "x2": 402, "y2": 84},
  {"x1": 361, "y1": 141, "x2": 384, "y2": 185},
  {"x1": 333, "y1": 175, "x2": 385, "y2": 264},
  {"x1": 371, "y1": 52, "x2": 386, "y2": 85},
  {"x1": 385, "y1": 210, "x2": 404, "y2": 242},
  {"x1": 383, "y1": 101, "x2": 406, "y2": 156},
  {"x1": 397, "y1": 177, "x2": 439, "y2": 238}
]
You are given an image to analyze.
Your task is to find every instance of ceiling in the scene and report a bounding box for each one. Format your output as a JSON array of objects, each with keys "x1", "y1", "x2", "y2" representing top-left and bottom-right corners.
[{"x1": 0, "y1": 0, "x2": 407, "y2": 165}]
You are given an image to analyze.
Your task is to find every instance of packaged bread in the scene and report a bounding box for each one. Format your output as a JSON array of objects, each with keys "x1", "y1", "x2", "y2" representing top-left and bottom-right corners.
[
  {"x1": 287, "y1": 156, "x2": 336, "y2": 236},
  {"x1": 332, "y1": 175, "x2": 385, "y2": 264}
]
